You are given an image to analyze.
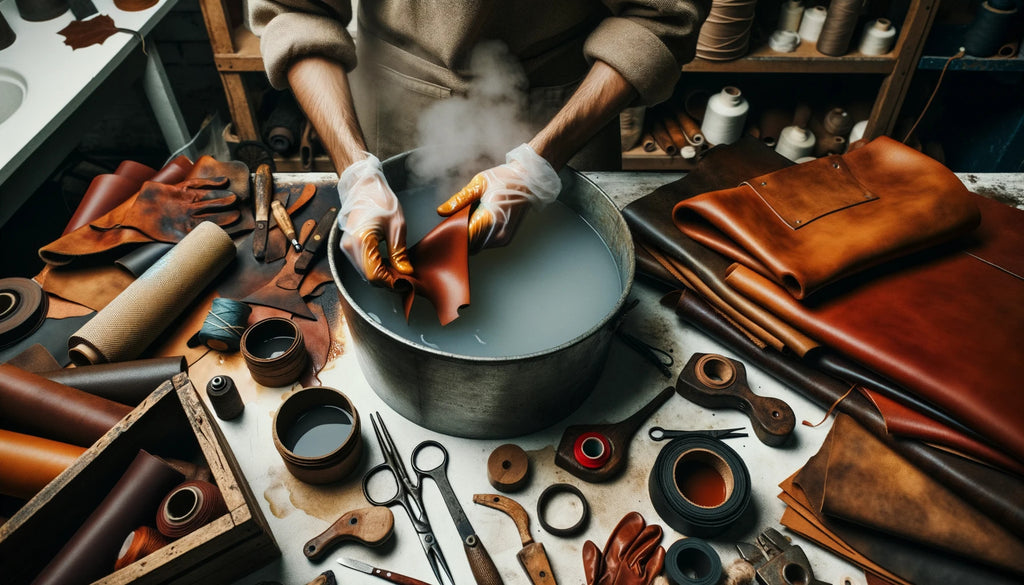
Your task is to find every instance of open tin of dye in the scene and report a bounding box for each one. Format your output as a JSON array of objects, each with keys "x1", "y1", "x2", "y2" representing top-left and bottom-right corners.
[
  {"x1": 272, "y1": 386, "x2": 362, "y2": 484},
  {"x1": 240, "y1": 317, "x2": 310, "y2": 387}
]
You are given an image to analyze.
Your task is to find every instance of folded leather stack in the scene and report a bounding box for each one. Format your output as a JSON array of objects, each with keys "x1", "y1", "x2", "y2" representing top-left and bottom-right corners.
[{"x1": 622, "y1": 136, "x2": 1024, "y2": 585}]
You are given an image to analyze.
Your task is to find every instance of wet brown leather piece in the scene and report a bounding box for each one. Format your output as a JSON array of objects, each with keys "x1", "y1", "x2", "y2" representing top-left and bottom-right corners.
[
  {"x1": 394, "y1": 207, "x2": 471, "y2": 326},
  {"x1": 674, "y1": 137, "x2": 981, "y2": 299}
]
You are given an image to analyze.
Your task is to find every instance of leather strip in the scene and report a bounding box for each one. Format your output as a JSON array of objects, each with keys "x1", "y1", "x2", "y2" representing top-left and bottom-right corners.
[
  {"x1": 648, "y1": 435, "x2": 750, "y2": 538},
  {"x1": 0, "y1": 278, "x2": 48, "y2": 350},
  {"x1": 0, "y1": 429, "x2": 86, "y2": 500},
  {"x1": 30, "y1": 450, "x2": 185, "y2": 585},
  {"x1": 0, "y1": 362, "x2": 132, "y2": 447}
]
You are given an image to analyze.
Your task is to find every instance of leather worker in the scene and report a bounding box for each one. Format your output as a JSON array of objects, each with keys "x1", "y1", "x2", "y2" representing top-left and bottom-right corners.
[{"x1": 249, "y1": 0, "x2": 710, "y2": 287}]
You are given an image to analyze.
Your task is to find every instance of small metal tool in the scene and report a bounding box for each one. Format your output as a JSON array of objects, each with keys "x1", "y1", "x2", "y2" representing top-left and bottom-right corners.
[
  {"x1": 736, "y1": 527, "x2": 829, "y2": 585},
  {"x1": 648, "y1": 426, "x2": 747, "y2": 441},
  {"x1": 271, "y1": 199, "x2": 302, "y2": 252},
  {"x1": 337, "y1": 556, "x2": 432, "y2": 585}
]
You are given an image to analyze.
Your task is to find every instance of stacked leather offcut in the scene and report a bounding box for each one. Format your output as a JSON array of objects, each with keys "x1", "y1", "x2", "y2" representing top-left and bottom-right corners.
[{"x1": 622, "y1": 136, "x2": 1024, "y2": 585}]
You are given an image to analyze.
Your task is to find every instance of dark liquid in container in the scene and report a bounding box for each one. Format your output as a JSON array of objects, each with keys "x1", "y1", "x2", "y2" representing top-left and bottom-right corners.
[
  {"x1": 284, "y1": 405, "x2": 354, "y2": 458},
  {"x1": 255, "y1": 335, "x2": 295, "y2": 359},
  {"x1": 676, "y1": 459, "x2": 727, "y2": 507}
]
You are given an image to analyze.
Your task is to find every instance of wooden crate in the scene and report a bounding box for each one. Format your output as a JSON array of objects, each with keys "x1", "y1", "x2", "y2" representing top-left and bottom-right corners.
[{"x1": 0, "y1": 373, "x2": 279, "y2": 584}]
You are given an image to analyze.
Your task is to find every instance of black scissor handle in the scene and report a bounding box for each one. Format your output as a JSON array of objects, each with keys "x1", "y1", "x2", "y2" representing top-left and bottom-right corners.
[
  {"x1": 362, "y1": 462, "x2": 403, "y2": 507},
  {"x1": 411, "y1": 440, "x2": 450, "y2": 476}
]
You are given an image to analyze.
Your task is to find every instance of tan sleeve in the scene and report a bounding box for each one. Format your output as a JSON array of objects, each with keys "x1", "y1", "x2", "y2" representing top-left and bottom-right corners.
[
  {"x1": 248, "y1": 0, "x2": 356, "y2": 89},
  {"x1": 585, "y1": 0, "x2": 710, "y2": 106}
]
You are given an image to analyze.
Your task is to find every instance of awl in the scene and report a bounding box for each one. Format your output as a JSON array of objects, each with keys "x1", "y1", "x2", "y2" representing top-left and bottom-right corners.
[
  {"x1": 337, "y1": 556, "x2": 433, "y2": 585},
  {"x1": 473, "y1": 494, "x2": 557, "y2": 585},
  {"x1": 252, "y1": 163, "x2": 272, "y2": 261},
  {"x1": 272, "y1": 199, "x2": 303, "y2": 252}
]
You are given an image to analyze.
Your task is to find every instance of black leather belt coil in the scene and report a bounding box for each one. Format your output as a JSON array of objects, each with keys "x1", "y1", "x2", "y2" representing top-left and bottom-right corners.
[
  {"x1": 664, "y1": 537, "x2": 723, "y2": 585},
  {"x1": 0, "y1": 278, "x2": 49, "y2": 350},
  {"x1": 648, "y1": 436, "x2": 751, "y2": 538}
]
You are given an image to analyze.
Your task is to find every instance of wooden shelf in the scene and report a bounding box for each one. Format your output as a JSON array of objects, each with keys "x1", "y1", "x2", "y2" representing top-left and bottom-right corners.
[
  {"x1": 213, "y1": 26, "x2": 265, "y2": 72},
  {"x1": 683, "y1": 41, "x2": 896, "y2": 75}
]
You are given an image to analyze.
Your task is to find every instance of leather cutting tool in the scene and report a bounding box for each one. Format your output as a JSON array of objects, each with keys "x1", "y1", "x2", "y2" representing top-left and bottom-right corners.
[
  {"x1": 252, "y1": 163, "x2": 272, "y2": 260},
  {"x1": 295, "y1": 206, "x2": 338, "y2": 274},
  {"x1": 337, "y1": 556, "x2": 432, "y2": 585},
  {"x1": 362, "y1": 413, "x2": 456, "y2": 585},
  {"x1": 473, "y1": 494, "x2": 557, "y2": 585},
  {"x1": 272, "y1": 199, "x2": 303, "y2": 252},
  {"x1": 736, "y1": 528, "x2": 828, "y2": 585}
]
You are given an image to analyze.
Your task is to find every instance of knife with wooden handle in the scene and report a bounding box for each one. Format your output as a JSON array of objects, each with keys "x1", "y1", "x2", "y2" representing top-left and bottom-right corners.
[
  {"x1": 473, "y1": 494, "x2": 558, "y2": 585},
  {"x1": 337, "y1": 556, "x2": 433, "y2": 585},
  {"x1": 304, "y1": 506, "x2": 395, "y2": 561},
  {"x1": 295, "y1": 205, "x2": 338, "y2": 274},
  {"x1": 252, "y1": 163, "x2": 272, "y2": 261}
]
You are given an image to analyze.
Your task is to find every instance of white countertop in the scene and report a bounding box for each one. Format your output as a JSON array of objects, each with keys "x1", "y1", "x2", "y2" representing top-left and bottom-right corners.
[{"x1": 0, "y1": 0, "x2": 179, "y2": 187}]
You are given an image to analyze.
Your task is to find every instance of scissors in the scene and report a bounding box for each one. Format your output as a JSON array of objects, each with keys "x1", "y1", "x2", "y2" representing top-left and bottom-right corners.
[{"x1": 363, "y1": 413, "x2": 455, "y2": 585}]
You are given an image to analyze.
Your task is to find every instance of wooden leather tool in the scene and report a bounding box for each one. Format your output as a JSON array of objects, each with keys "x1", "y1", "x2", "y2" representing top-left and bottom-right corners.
[
  {"x1": 295, "y1": 206, "x2": 338, "y2": 275},
  {"x1": 675, "y1": 353, "x2": 795, "y2": 447},
  {"x1": 272, "y1": 199, "x2": 302, "y2": 252},
  {"x1": 241, "y1": 220, "x2": 317, "y2": 319},
  {"x1": 473, "y1": 494, "x2": 557, "y2": 585},
  {"x1": 303, "y1": 506, "x2": 395, "y2": 561},
  {"x1": 487, "y1": 444, "x2": 529, "y2": 492},
  {"x1": 252, "y1": 164, "x2": 272, "y2": 260},
  {"x1": 555, "y1": 386, "x2": 674, "y2": 482}
]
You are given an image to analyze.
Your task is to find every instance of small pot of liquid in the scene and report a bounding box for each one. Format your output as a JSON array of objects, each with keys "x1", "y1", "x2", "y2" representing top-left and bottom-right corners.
[
  {"x1": 273, "y1": 386, "x2": 362, "y2": 484},
  {"x1": 241, "y1": 317, "x2": 310, "y2": 387}
]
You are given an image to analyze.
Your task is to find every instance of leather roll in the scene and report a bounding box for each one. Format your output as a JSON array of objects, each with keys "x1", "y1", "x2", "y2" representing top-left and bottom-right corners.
[
  {"x1": 669, "y1": 289, "x2": 1024, "y2": 537},
  {"x1": 113, "y1": 525, "x2": 169, "y2": 571},
  {"x1": 648, "y1": 435, "x2": 750, "y2": 538},
  {"x1": 115, "y1": 242, "x2": 174, "y2": 277},
  {"x1": 0, "y1": 429, "x2": 86, "y2": 500},
  {"x1": 0, "y1": 278, "x2": 48, "y2": 350},
  {"x1": 0, "y1": 363, "x2": 132, "y2": 447},
  {"x1": 664, "y1": 538, "x2": 722, "y2": 585},
  {"x1": 155, "y1": 480, "x2": 227, "y2": 538},
  {"x1": 68, "y1": 222, "x2": 236, "y2": 365},
  {"x1": 30, "y1": 450, "x2": 185, "y2": 585},
  {"x1": 37, "y1": 356, "x2": 188, "y2": 406}
]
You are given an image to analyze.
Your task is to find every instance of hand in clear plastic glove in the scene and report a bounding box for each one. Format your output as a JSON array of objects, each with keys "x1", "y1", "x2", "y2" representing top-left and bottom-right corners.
[
  {"x1": 336, "y1": 154, "x2": 413, "y2": 287},
  {"x1": 583, "y1": 512, "x2": 665, "y2": 585},
  {"x1": 437, "y1": 143, "x2": 561, "y2": 252}
]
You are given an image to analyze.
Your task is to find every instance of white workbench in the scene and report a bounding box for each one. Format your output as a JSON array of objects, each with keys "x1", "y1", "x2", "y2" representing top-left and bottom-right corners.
[
  {"x1": 0, "y1": 0, "x2": 185, "y2": 224},
  {"x1": 194, "y1": 171, "x2": 1023, "y2": 585}
]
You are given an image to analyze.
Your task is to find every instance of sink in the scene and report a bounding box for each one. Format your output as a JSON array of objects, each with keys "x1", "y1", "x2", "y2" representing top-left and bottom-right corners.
[{"x1": 0, "y1": 68, "x2": 27, "y2": 126}]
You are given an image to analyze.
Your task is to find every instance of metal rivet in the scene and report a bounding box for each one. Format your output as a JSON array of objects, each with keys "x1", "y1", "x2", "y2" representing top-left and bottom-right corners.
[
  {"x1": 833, "y1": 162, "x2": 840, "y2": 168},
  {"x1": 761, "y1": 181, "x2": 767, "y2": 186}
]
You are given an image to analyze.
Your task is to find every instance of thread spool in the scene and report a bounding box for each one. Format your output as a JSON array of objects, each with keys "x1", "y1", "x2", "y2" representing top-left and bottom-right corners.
[
  {"x1": 241, "y1": 317, "x2": 310, "y2": 387},
  {"x1": 817, "y1": 0, "x2": 863, "y2": 56},
  {"x1": 648, "y1": 436, "x2": 751, "y2": 538},
  {"x1": 696, "y1": 0, "x2": 758, "y2": 61},
  {"x1": 823, "y1": 107, "x2": 854, "y2": 136},
  {"x1": 665, "y1": 538, "x2": 723, "y2": 585},
  {"x1": 776, "y1": 126, "x2": 817, "y2": 161},
  {"x1": 701, "y1": 87, "x2": 749, "y2": 146},
  {"x1": 0, "y1": 278, "x2": 48, "y2": 350},
  {"x1": 798, "y1": 5, "x2": 827, "y2": 43},
  {"x1": 156, "y1": 480, "x2": 227, "y2": 539},
  {"x1": 573, "y1": 432, "x2": 612, "y2": 469},
  {"x1": 769, "y1": 30, "x2": 801, "y2": 53},
  {"x1": 273, "y1": 386, "x2": 362, "y2": 484},
  {"x1": 858, "y1": 18, "x2": 897, "y2": 55},
  {"x1": 778, "y1": 0, "x2": 804, "y2": 32},
  {"x1": 848, "y1": 119, "x2": 869, "y2": 144},
  {"x1": 114, "y1": 526, "x2": 170, "y2": 571},
  {"x1": 206, "y1": 375, "x2": 244, "y2": 420},
  {"x1": 197, "y1": 297, "x2": 251, "y2": 352},
  {"x1": 964, "y1": 1, "x2": 1020, "y2": 57}
]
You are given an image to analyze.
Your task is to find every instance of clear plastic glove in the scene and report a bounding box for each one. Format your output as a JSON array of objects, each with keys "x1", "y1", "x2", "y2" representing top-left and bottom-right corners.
[
  {"x1": 437, "y1": 143, "x2": 561, "y2": 252},
  {"x1": 336, "y1": 153, "x2": 413, "y2": 287}
]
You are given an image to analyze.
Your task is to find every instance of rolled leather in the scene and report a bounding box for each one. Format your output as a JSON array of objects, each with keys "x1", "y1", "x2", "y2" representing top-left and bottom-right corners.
[
  {"x1": 0, "y1": 429, "x2": 86, "y2": 500},
  {"x1": 670, "y1": 290, "x2": 1024, "y2": 537},
  {"x1": 673, "y1": 137, "x2": 981, "y2": 299},
  {"x1": 0, "y1": 363, "x2": 132, "y2": 447},
  {"x1": 37, "y1": 356, "x2": 188, "y2": 406},
  {"x1": 30, "y1": 450, "x2": 184, "y2": 585}
]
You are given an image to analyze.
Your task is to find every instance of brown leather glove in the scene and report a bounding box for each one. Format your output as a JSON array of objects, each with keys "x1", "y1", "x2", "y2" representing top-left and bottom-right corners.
[
  {"x1": 90, "y1": 177, "x2": 241, "y2": 242},
  {"x1": 583, "y1": 512, "x2": 665, "y2": 585}
]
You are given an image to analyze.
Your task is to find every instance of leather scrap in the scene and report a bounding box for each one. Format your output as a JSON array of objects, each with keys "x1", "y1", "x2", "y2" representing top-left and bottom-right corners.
[
  {"x1": 58, "y1": 14, "x2": 122, "y2": 50},
  {"x1": 394, "y1": 207, "x2": 471, "y2": 326}
]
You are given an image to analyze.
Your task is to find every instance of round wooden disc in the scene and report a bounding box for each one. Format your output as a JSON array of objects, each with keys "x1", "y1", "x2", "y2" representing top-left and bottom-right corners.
[{"x1": 487, "y1": 443, "x2": 530, "y2": 492}]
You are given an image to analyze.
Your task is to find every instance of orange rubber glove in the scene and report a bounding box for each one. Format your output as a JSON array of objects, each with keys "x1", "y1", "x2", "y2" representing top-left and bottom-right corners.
[
  {"x1": 583, "y1": 512, "x2": 665, "y2": 585},
  {"x1": 437, "y1": 143, "x2": 561, "y2": 252},
  {"x1": 336, "y1": 153, "x2": 413, "y2": 287}
]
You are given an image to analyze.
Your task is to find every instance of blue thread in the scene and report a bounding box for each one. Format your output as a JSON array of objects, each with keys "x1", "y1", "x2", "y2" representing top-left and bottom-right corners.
[{"x1": 198, "y1": 298, "x2": 252, "y2": 352}]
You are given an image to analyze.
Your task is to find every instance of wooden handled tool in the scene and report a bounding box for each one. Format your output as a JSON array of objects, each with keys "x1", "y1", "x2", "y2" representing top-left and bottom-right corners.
[
  {"x1": 473, "y1": 494, "x2": 557, "y2": 585},
  {"x1": 295, "y1": 205, "x2": 337, "y2": 275},
  {"x1": 303, "y1": 506, "x2": 395, "y2": 561},
  {"x1": 271, "y1": 199, "x2": 302, "y2": 252},
  {"x1": 675, "y1": 353, "x2": 795, "y2": 446},
  {"x1": 252, "y1": 163, "x2": 272, "y2": 260},
  {"x1": 337, "y1": 556, "x2": 432, "y2": 585}
]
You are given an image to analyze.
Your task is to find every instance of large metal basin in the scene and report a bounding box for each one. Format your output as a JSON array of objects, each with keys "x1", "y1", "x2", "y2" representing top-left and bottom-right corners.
[
  {"x1": 0, "y1": 69, "x2": 26, "y2": 126},
  {"x1": 328, "y1": 152, "x2": 634, "y2": 438}
]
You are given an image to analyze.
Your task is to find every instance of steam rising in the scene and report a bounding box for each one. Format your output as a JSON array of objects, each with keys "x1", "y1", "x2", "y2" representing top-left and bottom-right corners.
[{"x1": 409, "y1": 41, "x2": 534, "y2": 192}]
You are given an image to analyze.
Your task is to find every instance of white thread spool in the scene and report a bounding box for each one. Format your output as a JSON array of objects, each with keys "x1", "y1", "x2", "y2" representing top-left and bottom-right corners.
[
  {"x1": 776, "y1": 126, "x2": 816, "y2": 161},
  {"x1": 701, "y1": 87, "x2": 749, "y2": 146},
  {"x1": 848, "y1": 119, "x2": 869, "y2": 144},
  {"x1": 779, "y1": 0, "x2": 805, "y2": 32},
  {"x1": 680, "y1": 145, "x2": 698, "y2": 160},
  {"x1": 798, "y1": 5, "x2": 828, "y2": 42},
  {"x1": 769, "y1": 30, "x2": 801, "y2": 52},
  {"x1": 858, "y1": 18, "x2": 897, "y2": 55}
]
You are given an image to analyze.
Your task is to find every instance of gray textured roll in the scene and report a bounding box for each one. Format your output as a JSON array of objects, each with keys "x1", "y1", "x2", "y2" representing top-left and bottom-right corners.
[{"x1": 68, "y1": 222, "x2": 236, "y2": 365}]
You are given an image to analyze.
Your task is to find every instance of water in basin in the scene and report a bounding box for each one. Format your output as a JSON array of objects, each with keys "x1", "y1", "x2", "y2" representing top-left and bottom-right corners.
[{"x1": 0, "y1": 69, "x2": 26, "y2": 126}]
